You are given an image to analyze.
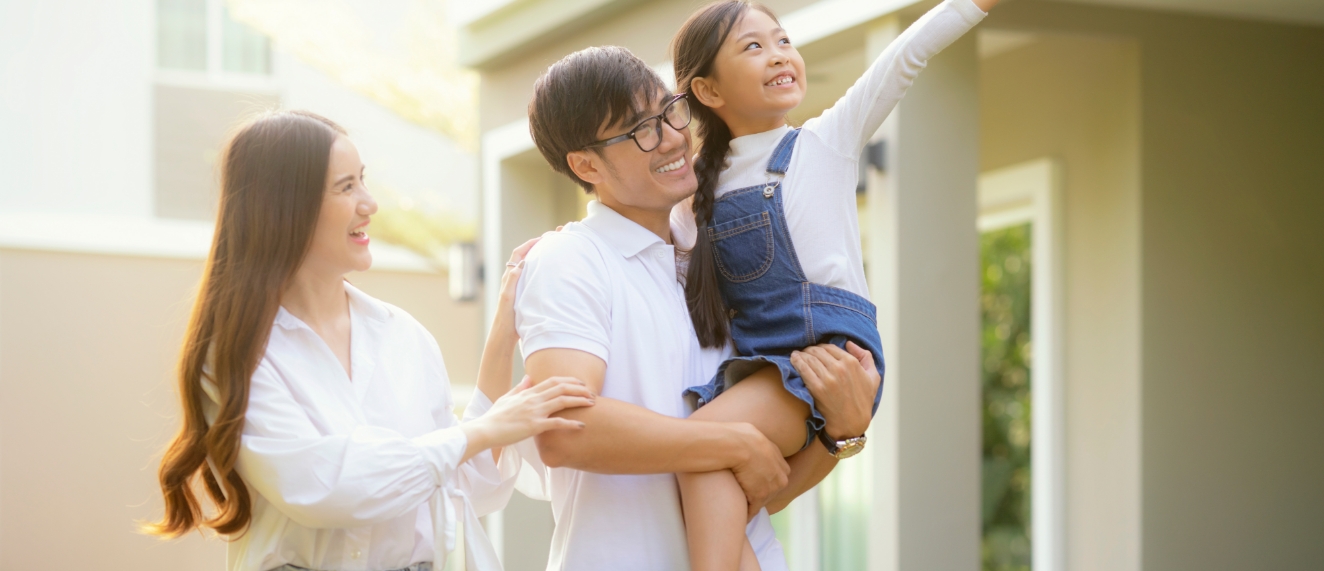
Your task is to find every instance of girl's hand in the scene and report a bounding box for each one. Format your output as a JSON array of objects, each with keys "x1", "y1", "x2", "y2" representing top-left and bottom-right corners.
[
  {"x1": 791, "y1": 342, "x2": 880, "y2": 439},
  {"x1": 463, "y1": 376, "x2": 595, "y2": 454}
]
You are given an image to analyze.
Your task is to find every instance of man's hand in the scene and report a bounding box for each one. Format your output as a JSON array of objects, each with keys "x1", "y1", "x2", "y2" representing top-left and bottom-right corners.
[
  {"x1": 728, "y1": 422, "x2": 791, "y2": 520},
  {"x1": 792, "y1": 342, "x2": 880, "y2": 439}
]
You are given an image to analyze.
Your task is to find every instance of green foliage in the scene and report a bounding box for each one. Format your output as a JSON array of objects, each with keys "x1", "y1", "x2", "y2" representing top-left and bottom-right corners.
[{"x1": 981, "y1": 224, "x2": 1033, "y2": 571}]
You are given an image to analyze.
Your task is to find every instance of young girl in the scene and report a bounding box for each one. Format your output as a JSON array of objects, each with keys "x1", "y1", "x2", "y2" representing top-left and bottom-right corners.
[
  {"x1": 671, "y1": 0, "x2": 997, "y2": 568},
  {"x1": 145, "y1": 110, "x2": 593, "y2": 571}
]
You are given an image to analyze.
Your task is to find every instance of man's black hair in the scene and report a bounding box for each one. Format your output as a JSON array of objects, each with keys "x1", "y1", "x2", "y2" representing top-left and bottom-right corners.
[{"x1": 528, "y1": 46, "x2": 669, "y2": 193}]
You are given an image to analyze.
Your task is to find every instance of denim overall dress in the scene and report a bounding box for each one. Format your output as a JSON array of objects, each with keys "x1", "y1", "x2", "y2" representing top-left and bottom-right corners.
[{"x1": 683, "y1": 129, "x2": 886, "y2": 444}]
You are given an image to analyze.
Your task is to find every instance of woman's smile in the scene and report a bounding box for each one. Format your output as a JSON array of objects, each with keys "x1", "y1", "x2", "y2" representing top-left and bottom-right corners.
[{"x1": 349, "y1": 221, "x2": 370, "y2": 245}]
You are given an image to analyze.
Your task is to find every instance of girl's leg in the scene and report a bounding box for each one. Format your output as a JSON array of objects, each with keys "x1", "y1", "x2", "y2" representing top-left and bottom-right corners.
[{"x1": 681, "y1": 366, "x2": 810, "y2": 571}]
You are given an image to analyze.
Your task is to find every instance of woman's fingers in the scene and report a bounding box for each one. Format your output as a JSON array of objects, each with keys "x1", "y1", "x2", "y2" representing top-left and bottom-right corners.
[
  {"x1": 537, "y1": 417, "x2": 587, "y2": 432},
  {"x1": 532, "y1": 376, "x2": 592, "y2": 397},
  {"x1": 539, "y1": 395, "x2": 595, "y2": 416},
  {"x1": 509, "y1": 237, "x2": 540, "y2": 265},
  {"x1": 510, "y1": 375, "x2": 533, "y2": 394}
]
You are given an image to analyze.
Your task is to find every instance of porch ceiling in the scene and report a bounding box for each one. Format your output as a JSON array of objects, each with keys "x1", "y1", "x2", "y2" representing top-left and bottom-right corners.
[
  {"x1": 457, "y1": 0, "x2": 645, "y2": 69},
  {"x1": 1044, "y1": 0, "x2": 1324, "y2": 26},
  {"x1": 459, "y1": 0, "x2": 1323, "y2": 71}
]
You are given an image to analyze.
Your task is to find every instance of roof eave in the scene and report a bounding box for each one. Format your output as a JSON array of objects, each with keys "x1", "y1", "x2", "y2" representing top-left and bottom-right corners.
[{"x1": 459, "y1": 0, "x2": 646, "y2": 70}]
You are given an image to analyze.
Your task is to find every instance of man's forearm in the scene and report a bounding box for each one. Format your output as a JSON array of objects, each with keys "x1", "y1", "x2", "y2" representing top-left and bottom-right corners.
[
  {"x1": 766, "y1": 440, "x2": 837, "y2": 514},
  {"x1": 536, "y1": 396, "x2": 750, "y2": 475}
]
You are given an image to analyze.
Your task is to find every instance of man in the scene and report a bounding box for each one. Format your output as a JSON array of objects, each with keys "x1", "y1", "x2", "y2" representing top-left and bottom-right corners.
[{"x1": 511, "y1": 46, "x2": 879, "y2": 570}]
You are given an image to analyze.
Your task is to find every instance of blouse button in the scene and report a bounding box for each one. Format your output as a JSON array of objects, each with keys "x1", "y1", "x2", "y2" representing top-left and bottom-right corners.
[{"x1": 351, "y1": 549, "x2": 362, "y2": 560}]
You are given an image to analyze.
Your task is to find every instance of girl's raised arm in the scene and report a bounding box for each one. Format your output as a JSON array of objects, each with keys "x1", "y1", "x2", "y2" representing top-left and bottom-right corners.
[{"x1": 809, "y1": 0, "x2": 990, "y2": 157}]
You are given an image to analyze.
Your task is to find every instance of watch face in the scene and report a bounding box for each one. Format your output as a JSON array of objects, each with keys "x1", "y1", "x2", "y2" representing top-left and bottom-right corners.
[{"x1": 834, "y1": 438, "x2": 865, "y2": 459}]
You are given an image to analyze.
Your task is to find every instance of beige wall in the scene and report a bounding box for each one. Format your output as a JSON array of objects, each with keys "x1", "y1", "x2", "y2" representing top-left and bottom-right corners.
[
  {"x1": 0, "y1": 248, "x2": 481, "y2": 569},
  {"x1": 981, "y1": 33, "x2": 1144, "y2": 571},
  {"x1": 991, "y1": 2, "x2": 1324, "y2": 569},
  {"x1": 1134, "y1": 11, "x2": 1324, "y2": 571}
]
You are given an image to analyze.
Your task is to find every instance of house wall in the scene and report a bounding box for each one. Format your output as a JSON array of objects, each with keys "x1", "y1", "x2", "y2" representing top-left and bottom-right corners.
[
  {"x1": 0, "y1": 248, "x2": 482, "y2": 569},
  {"x1": 0, "y1": 0, "x2": 155, "y2": 217},
  {"x1": 1136, "y1": 13, "x2": 1324, "y2": 571},
  {"x1": 980, "y1": 33, "x2": 1144, "y2": 571},
  {"x1": 991, "y1": 2, "x2": 1324, "y2": 569}
]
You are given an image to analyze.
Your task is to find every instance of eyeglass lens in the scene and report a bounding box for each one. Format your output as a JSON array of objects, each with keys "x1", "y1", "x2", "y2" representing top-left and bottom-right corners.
[{"x1": 633, "y1": 97, "x2": 691, "y2": 152}]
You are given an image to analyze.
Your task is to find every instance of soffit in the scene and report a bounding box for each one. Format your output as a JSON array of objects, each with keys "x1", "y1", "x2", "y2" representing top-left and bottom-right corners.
[
  {"x1": 458, "y1": 0, "x2": 646, "y2": 69},
  {"x1": 1044, "y1": 0, "x2": 1324, "y2": 26}
]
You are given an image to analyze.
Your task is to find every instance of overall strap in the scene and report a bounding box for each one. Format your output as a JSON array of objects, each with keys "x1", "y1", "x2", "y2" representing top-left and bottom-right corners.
[{"x1": 766, "y1": 128, "x2": 802, "y2": 175}]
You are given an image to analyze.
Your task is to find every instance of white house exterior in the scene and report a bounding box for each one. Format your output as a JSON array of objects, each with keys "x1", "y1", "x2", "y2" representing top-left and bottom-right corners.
[
  {"x1": 0, "y1": 1, "x2": 484, "y2": 568},
  {"x1": 464, "y1": 1, "x2": 1324, "y2": 570}
]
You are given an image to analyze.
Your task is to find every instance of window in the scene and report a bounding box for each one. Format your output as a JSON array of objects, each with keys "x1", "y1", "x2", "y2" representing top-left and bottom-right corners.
[
  {"x1": 157, "y1": 0, "x2": 207, "y2": 71},
  {"x1": 157, "y1": 0, "x2": 270, "y2": 76},
  {"x1": 977, "y1": 158, "x2": 1066, "y2": 571},
  {"x1": 154, "y1": 0, "x2": 277, "y2": 220}
]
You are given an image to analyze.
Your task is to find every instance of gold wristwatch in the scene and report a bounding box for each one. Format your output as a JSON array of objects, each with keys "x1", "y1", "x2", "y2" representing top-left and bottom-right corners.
[{"x1": 819, "y1": 430, "x2": 867, "y2": 459}]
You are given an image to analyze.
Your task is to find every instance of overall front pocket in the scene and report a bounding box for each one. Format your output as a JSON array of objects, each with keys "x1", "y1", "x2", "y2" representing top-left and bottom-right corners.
[{"x1": 708, "y1": 211, "x2": 775, "y2": 282}]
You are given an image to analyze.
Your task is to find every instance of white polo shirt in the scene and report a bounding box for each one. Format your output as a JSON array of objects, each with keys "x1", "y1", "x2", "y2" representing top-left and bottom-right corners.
[{"x1": 512, "y1": 200, "x2": 786, "y2": 571}]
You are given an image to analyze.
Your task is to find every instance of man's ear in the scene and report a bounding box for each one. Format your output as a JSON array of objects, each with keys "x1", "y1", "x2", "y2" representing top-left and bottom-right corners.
[
  {"x1": 690, "y1": 76, "x2": 724, "y2": 110},
  {"x1": 566, "y1": 150, "x2": 605, "y2": 187}
]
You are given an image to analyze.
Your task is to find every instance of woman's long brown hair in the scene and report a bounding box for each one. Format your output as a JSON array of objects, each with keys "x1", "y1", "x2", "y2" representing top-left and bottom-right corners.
[
  {"x1": 672, "y1": 1, "x2": 780, "y2": 348},
  {"x1": 145, "y1": 110, "x2": 344, "y2": 538}
]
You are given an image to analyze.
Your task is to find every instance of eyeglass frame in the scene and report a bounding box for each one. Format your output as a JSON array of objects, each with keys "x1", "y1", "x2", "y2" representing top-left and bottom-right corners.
[{"x1": 582, "y1": 93, "x2": 691, "y2": 153}]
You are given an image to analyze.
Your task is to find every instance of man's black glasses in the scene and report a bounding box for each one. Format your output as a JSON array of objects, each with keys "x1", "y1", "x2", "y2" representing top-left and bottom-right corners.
[{"x1": 584, "y1": 93, "x2": 692, "y2": 153}]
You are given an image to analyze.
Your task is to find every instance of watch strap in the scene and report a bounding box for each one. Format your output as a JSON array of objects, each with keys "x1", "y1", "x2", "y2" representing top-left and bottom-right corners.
[{"x1": 818, "y1": 429, "x2": 848, "y2": 454}]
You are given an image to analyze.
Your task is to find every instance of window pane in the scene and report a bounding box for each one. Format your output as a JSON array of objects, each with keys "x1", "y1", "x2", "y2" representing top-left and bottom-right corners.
[
  {"x1": 819, "y1": 460, "x2": 868, "y2": 570},
  {"x1": 157, "y1": 0, "x2": 206, "y2": 71},
  {"x1": 980, "y1": 223, "x2": 1032, "y2": 571},
  {"x1": 222, "y1": 5, "x2": 271, "y2": 75}
]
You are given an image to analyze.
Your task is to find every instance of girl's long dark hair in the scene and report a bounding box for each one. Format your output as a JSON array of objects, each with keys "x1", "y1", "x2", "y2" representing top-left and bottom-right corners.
[
  {"x1": 144, "y1": 110, "x2": 344, "y2": 538},
  {"x1": 672, "y1": 1, "x2": 779, "y2": 348}
]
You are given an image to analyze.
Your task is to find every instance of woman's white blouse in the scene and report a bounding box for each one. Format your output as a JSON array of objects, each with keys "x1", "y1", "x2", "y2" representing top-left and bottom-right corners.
[{"x1": 200, "y1": 283, "x2": 518, "y2": 571}]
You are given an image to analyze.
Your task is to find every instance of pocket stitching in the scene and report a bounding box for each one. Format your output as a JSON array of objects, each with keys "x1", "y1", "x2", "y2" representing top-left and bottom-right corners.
[{"x1": 708, "y1": 212, "x2": 775, "y2": 283}]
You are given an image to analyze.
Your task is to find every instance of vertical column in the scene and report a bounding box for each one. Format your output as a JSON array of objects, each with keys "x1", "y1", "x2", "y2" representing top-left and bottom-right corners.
[
  {"x1": 481, "y1": 121, "x2": 574, "y2": 570},
  {"x1": 865, "y1": 21, "x2": 982, "y2": 571}
]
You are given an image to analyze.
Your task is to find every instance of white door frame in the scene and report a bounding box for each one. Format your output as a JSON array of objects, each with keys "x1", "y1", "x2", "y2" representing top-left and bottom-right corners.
[
  {"x1": 977, "y1": 157, "x2": 1066, "y2": 571},
  {"x1": 478, "y1": 116, "x2": 536, "y2": 563}
]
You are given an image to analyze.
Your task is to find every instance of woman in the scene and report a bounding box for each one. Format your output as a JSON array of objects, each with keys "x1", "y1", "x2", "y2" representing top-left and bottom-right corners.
[{"x1": 144, "y1": 110, "x2": 592, "y2": 571}]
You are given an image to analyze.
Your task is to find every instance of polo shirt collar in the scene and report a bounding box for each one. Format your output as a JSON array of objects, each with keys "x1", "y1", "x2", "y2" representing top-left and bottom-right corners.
[{"x1": 581, "y1": 200, "x2": 667, "y2": 259}]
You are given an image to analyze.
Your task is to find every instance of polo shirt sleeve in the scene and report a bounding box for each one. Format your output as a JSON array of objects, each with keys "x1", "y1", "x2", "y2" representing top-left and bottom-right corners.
[{"x1": 515, "y1": 231, "x2": 612, "y2": 363}]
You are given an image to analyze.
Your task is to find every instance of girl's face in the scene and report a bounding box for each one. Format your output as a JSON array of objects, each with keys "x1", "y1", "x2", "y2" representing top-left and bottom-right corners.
[
  {"x1": 699, "y1": 9, "x2": 806, "y2": 129},
  {"x1": 305, "y1": 135, "x2": 378, "y2": 277}
]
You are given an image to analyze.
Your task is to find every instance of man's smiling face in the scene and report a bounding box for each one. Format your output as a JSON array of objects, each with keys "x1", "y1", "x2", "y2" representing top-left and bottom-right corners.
[{"x1": 568, "y1": 90, "x2": 697, "y2": 214}]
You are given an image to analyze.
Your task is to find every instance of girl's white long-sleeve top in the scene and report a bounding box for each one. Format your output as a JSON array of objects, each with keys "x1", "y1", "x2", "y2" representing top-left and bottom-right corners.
[
  {"x1": 673, "y1": 0, "x2": 987, "y2": 298},
  {"x1": 200, "y1": 282, "x2": 519, "y2": 571}
]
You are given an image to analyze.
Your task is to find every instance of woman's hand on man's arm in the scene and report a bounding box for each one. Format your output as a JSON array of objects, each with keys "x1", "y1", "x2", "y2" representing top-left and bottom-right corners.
[{"x1": 460, "y1": 375, "x2": 595, "y2": 465}]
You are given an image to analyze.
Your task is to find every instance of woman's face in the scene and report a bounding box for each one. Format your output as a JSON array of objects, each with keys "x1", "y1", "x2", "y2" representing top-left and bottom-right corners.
[
  {"x1": 305, "y1": 135, "x2": 377, "y2": 277},
  {"x1": 706, "y1": 9, "x2": 806, "y2": 121}
]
